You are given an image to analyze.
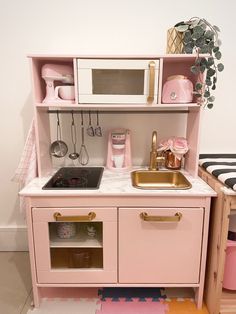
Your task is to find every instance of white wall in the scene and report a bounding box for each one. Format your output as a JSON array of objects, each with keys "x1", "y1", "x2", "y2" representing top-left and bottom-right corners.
[{"x1": 0, "y1": 0, "x2": 235, "y2": 248}]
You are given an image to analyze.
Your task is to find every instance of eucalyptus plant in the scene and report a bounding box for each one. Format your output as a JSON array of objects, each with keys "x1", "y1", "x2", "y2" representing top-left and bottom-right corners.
[{"x1": 174, "y1": 17, "x2": 224, "y2": 109}]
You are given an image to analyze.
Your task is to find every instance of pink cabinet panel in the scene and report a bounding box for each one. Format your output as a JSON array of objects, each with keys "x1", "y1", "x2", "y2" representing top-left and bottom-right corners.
[
  {"x1": 118, "y1": 207, "x2": 204, "y2": 284},
  {"x1": 32, "y1": 207, "x2": 117, "y2": 284}
]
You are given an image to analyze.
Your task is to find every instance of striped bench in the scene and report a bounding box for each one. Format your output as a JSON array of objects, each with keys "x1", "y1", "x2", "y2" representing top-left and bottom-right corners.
[{"x1": 199, "y1": 154, "x2": 236, "y2": 192}]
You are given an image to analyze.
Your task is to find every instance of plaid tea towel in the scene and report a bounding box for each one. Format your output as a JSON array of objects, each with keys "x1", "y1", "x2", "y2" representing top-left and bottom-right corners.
[{"x1": 12, "y1": 119, "x2": 38, "y2": 211}]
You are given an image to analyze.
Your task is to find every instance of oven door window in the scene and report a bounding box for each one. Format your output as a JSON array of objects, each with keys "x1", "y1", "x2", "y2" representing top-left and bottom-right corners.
[
  {"x1": 92, "y1": 69, "x2": 144, "y2": 95},
  {"x1": 49, "y1": 221, "x2": 103, "y2": 269}
]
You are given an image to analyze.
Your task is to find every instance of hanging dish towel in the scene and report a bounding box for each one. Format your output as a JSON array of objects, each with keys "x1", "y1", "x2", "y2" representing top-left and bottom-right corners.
[{"x1": 12, "y1": 119, "x2": 38, "y2": 211}]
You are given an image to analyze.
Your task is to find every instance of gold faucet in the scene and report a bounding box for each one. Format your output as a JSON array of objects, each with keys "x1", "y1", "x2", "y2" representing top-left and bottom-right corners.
[{"x1": 149, "y1": 131, "x2": 165, "y2": 170}]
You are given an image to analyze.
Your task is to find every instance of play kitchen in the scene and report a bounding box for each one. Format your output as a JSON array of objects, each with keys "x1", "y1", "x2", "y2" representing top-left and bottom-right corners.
[{"x1": 20, "y1": 54, "x2": 216, "y2": 310}]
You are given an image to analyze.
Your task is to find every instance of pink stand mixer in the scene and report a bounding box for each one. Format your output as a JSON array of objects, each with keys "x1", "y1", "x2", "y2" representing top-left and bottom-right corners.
[
  {"x1": 106, "y1": 129, "x2": 132, "y2": 171},
  {"x1": 41, "y1": 64, "x2": 75, "y2": 103}
]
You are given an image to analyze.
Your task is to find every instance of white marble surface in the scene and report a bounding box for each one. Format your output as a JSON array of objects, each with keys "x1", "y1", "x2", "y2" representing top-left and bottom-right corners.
[{"x1": 19, "y1": 167, "x2": 216, "y2": 197}]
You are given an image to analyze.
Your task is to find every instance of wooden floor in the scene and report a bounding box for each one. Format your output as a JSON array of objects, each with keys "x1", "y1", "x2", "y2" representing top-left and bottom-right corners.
[{"x1": 221, "y1": 289, "x2": 236, "y2": 313}]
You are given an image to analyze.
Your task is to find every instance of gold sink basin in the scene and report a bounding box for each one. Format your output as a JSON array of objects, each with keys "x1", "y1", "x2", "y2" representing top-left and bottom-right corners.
[{"x1": 131, "y1": 170, "x2": 192, "y2": 190}]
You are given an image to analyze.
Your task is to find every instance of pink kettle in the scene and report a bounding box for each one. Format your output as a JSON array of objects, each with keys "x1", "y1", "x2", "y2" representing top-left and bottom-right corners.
[{"x1": 162, "y1": 75, "x2": 193, "y2": 103}]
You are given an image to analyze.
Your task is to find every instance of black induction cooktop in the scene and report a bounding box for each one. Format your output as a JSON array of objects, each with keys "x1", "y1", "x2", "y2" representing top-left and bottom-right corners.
[{"x1": 42, "y1": 167, "x2": 104, "y2": 190}]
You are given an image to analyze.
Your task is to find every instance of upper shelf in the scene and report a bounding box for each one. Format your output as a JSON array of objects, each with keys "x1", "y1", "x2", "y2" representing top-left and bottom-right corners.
[
  {"x1": 29, "y1": 54, "x2": 205, "y2": 110},
  {"x1": 28, "y1": 53, "x2": 208, "y2": 60},
  {"x1": 35, "y1": 102, "x2": 201, "y2": 112}
]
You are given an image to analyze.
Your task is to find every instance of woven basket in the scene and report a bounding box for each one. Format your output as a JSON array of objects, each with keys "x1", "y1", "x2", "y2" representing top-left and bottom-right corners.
[{"x1": 166, "y1": 27, "x2": 184, "y2": 54}]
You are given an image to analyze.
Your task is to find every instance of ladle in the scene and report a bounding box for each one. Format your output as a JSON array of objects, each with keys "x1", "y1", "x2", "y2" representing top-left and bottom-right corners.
[
  {"x1": 50, "y1": 111, "x2": 68, "y2": 158},
  {"x1": 69, "y1": 112, "x2": 79, "y2": 160},
  {"x1": 79, "y1": 111, "x2": 89, "y2": 165}
]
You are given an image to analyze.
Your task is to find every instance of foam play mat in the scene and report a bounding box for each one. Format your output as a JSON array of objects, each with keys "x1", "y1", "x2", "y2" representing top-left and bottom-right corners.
[
  {"x1": 27, "y1": 298, "x2": 101, "y2": 314},
  {"x1": 27, "y1": 287, "x2": 209, "y2": 314},
  {"x1": 165, "y1": 299, "x2": 209, "y2": 314}
]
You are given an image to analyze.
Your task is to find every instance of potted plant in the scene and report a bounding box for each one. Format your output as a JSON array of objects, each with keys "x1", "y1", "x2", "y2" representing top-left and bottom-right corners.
[{"x1": 174, "y1": 17, "x2": 224, "y2": 109}]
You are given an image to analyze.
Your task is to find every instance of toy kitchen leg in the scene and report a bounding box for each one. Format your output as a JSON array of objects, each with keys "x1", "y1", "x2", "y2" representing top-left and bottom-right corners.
[
  {"x1": 25, "y1": 198, "x2": 41, "y2": 307},
  {"x1": 194, "y1": 197, "x2": 211, "y2": 309}
]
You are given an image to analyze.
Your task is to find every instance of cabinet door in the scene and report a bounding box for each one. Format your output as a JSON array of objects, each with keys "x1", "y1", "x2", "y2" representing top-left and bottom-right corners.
[
  {"x1": 119, "y1": 207, "x2": 204, "y2": 284},
  {"x1": 32, "y1": 207, "x2": 117, "y2": 284},
  {"x1": 77, "y1": 59, "x2": 159, "y2": 104}
]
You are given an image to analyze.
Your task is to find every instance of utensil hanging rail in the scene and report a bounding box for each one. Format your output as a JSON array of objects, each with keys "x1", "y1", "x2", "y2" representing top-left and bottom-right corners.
[{"x1": 47, "y1": 109, "x2": 189, "y2": 114}]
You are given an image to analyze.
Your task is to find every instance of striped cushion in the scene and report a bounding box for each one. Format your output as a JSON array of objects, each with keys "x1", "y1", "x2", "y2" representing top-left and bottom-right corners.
[{"x1": 199, "y1": 154, "x2": 236, "y2": 191}]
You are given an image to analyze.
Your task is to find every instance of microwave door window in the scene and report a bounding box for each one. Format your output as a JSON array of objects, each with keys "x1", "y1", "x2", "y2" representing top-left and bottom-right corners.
[{"x1": 92, "y1": 69, "x2": 144, "y2": 95}]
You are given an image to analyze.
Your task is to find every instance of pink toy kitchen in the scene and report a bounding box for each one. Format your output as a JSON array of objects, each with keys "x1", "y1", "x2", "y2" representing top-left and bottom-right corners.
[{"x1": 19, "y1": 54, "x2": 219, "y2": 312}]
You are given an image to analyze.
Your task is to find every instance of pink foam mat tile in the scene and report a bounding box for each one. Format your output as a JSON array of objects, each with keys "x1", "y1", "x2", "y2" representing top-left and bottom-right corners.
[{"x1": 96, "y1": 298, "x2": 168, "y2": 314}]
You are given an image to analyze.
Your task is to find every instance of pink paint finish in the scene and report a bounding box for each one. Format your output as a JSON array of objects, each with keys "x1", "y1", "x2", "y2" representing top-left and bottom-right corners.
[
  {"x1": 96, "y1": 298, "x2": 168, "y2": 314},
  {"x1": 185, "y1": 107, "x2": 202, "y2": 177},
  {"x1": 119, "y1": 207, "x2": 204, "y2": 284}
]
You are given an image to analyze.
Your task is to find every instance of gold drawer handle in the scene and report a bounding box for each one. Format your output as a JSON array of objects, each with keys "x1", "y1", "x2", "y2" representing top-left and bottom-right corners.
[
  {"x1": 140, "y1": 212, "x2": 182, "y2": 222},
  {"x1": 147, "y1": 61, "x2": 155, "y2": 104},
  {"x1": 54, "y1": 212, "x2": 96, "y2": 222}
]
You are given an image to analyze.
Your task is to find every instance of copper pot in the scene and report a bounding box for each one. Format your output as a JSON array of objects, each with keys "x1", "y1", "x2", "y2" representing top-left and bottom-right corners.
[{"x1": 164, "y1": 151, "x2": 182, "y2": 170}]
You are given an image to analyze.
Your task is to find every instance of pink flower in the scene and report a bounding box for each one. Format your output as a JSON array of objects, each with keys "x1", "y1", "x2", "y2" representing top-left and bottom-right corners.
[{"x1": 158, "y1": 136, "x2": 188, "y2": 160}]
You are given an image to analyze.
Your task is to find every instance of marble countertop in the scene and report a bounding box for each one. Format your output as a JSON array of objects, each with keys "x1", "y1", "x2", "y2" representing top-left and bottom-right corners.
[{"x1": 19, "y1": 167, "x2": 216, "y2": 198}]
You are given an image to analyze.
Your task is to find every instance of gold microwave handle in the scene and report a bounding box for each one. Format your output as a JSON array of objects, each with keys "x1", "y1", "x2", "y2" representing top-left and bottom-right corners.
[
  {"x1": 147, "y1": 61, "x2": 155, "y2": 104},
  {"x1": 140, "y1": 212, "x2": 182, "y2": 222},
  {"x1": 54, "y1": 212, "x2": 96, "y2": 222}
]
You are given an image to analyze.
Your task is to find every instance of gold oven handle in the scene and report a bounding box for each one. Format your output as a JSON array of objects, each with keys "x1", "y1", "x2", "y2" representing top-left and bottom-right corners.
[
  {"x1": 147, "y1": 61, "x2": 156, "y2": 104},
  {"x1": 140, "y1": 212, "x2": 182, "y2": 222},
  {"x1": 53, "y1": 212, "x2": 96, "y2": 222}
]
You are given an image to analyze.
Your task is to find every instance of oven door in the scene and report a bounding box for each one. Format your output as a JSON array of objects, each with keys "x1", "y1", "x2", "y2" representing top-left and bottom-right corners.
[
  {"x1": 32, "y1": 207, "x2": 117, "y2": 284},
  {"x1": 77, "y1": 59, "x2": 159, "y2": 104}
]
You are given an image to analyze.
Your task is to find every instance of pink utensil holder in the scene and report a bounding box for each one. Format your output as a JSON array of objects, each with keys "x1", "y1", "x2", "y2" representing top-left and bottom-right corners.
[{"x1": 223, "y1": 240, "x2": 236, "y2": 290}]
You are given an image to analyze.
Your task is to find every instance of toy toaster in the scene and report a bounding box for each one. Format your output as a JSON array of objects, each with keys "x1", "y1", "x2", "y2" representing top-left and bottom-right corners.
[{"x1": 162, "y1": 75, "x2": 193, "y2": 103}]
